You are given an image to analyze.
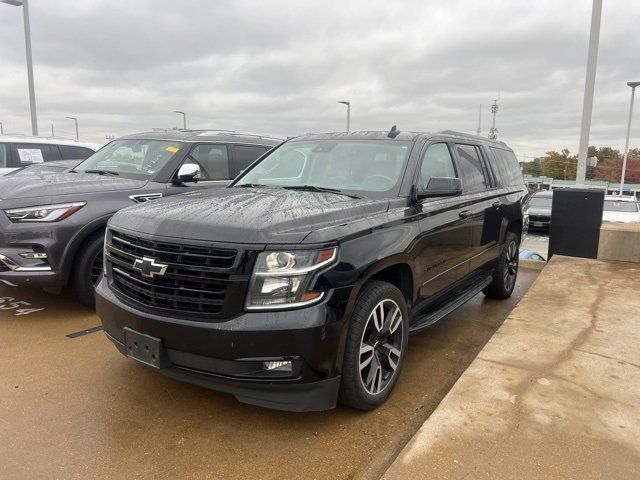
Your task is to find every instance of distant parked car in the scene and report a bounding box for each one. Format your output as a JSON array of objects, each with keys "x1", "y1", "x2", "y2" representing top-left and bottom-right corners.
[
  {"x1": 519, "y1": 249, "x2": 545, "y2": 261},
  {"x1": 0, "y1": 136, "x2": 100, "y2": 175},
  {"x1": 6, "y1": 159, "x2": 81, "y2": 177},
  {"x1": 525, "y1": 191, "x2": 552, "y2": 231},
  {"x1": 602, "y1": 195, "x2": 640, "y2": 223}
]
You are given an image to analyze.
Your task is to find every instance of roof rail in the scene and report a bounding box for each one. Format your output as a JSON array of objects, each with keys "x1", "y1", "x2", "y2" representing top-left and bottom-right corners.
[
  {"x1": 195, "y1": 130, "x2": 284, "y2": 141},
  {"x1": 438, "y1": 130, "x2": 507, "y2": 145}
]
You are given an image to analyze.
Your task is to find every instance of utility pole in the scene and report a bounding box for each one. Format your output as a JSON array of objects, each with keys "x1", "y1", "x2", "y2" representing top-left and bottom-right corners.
[
  {"x1": 0, "y1": 121, "x2": 3, "y2": 135},
  {"x1": 576, "y1": 0, "x2": 603, "y2": 185},
  {"x1": 476, "y1": 104, "x2": 482, "y2": 136},
  {"x1": 50, "y1": 123, "x2": 54, "y2": 136},
  {"x1": 105, "y1": 134, "x2": 115, "y2": 142},
  {"x1": 488, "y1": 99, "x2": 498, "y2": 140}
]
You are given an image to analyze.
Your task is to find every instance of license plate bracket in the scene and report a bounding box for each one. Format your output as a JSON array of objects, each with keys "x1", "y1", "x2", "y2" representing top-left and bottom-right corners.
[{"x1": 123, "y1": 327, "x2": 168, "y2": 369}]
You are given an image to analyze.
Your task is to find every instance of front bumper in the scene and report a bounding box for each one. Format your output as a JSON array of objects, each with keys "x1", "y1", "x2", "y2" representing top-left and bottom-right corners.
[
  {"x1": 0, "y1": 214, "x2": 73, "y2": 287},
  {"x1": 96, "y1": 279, "x2": 347, "y2": 412}
]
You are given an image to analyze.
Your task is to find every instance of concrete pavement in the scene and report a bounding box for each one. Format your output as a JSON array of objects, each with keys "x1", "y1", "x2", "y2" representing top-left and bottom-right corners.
[{"x1": 384, "y1": 256, "x2": 640, "y2": 480}]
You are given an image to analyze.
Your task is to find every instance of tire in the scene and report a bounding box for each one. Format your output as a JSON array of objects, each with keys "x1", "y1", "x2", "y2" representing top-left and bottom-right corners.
[
  {"x1": 483, "y1": 231, "x2": 520, "y2": 299},
  {"x1": 339, "y1": 280, "x2": 409, "y2": 410},
  {"x1": 70, "y1": 231, "x2": 105, "y2": 308}
]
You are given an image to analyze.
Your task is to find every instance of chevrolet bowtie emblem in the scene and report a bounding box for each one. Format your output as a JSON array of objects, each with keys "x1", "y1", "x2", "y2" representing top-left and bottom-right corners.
[{"x1": 132, "y1": 257, "x2": 168, "y2": 278}]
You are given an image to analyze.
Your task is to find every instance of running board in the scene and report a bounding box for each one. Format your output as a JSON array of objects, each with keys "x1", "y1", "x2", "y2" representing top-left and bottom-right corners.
[{"x1": 409, "y1": 274, "x2": 493, "y2": 333}]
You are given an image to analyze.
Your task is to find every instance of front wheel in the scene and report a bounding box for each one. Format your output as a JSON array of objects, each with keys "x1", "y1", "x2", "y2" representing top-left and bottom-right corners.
[
  {"x1": 70, "y1": 232, "x2": 105, "y2": 308},
  {"x1": 339, "y1": 281, "x2": 409, "y2": 410},
  {"x1": 483, "y1": 231, "x2": 520, "y2": 299}
]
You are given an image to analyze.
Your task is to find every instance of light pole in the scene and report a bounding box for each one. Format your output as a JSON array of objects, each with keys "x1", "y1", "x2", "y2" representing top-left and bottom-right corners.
[
  {"x1": 1, "y1": 0, "x2": 38, "y2": 136},
  {"x1": 0, "y1": 121, "x2": 3, "y2": 135},
  {"x1": 619, "y1": 82, "x2": 639, "y2": 195},
  {"x1": 174, "y1": 111, "x2": 186, "y2": 129},
  {"x1": 50, "y1": 123, "x2": 54, "y2": 136},
  {"x1": 338, "y1": 101, "x2": 350, "y2": 133},
  {"x1": 575, "y1": 0, "x2": 603, "y2": 185},
  {"x1": 66, "y1": 116, "x2": 78, "y2": 140}
]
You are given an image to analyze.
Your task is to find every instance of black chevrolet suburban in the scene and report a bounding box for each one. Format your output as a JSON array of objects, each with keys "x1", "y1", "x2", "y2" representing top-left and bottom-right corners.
[
  {"x1": 0, "y1": 130, "x2": 281, "y2": 306},
  {"x1": 96, "y1": 129, "x2": 527, "y2": 412}
]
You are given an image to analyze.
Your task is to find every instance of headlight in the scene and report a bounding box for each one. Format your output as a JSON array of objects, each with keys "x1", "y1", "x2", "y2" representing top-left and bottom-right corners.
[
  {"x1": 246, "y1": 247, "x2": 337, "y2": 310},
  {"x1": 4, "y1": 202, "x2": 86, "y2": 223}
]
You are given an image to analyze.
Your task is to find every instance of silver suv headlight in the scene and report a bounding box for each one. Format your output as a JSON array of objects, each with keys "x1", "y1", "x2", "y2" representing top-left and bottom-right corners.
[
  {"x1": 246, "y1": 247, "x2": 337, "y2": 310},
  {"x1": 4, "y1": 202, "x2": 86, "y2": 223}
]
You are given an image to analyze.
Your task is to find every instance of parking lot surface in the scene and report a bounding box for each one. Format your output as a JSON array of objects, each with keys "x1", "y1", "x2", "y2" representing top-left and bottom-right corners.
[{"x1": 0, "y1": 269, "x2": 537, "y2": 480}]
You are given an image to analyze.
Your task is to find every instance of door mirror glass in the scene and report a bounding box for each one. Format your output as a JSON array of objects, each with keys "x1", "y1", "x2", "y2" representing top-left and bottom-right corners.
[
  {"x1": 418, "y1": 177, "x2": 462, "y2": 198},
  {"x1": 174, "y1": 163, "x2": 200, "y2": 183}
]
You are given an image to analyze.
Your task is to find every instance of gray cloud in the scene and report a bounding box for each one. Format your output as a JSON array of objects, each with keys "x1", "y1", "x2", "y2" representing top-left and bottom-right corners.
[{"x1": 0, "y1": 0, "x2": 638, "y2": 159}]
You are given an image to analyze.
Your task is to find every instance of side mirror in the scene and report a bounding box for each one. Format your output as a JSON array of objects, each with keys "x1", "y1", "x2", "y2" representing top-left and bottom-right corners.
[
  {"x1": 174, "y1": 163, "x2": 200, "y2": 183},
  {"x1": 418, "y1": 177, "x2": 462, "y2": 199}
]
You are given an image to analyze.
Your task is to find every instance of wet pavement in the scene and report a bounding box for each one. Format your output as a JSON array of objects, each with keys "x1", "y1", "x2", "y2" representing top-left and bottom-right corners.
[
  {"x1": 384, "y1": 256, "x2": 640, "y2": 480},
  {"x1": 0, "y1": 269, "x2": 538, "y2": 480}
]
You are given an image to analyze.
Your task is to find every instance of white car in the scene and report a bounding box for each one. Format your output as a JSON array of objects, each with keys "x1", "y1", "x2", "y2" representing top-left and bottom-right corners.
[
  {"x1": 602, "y1": 195, "x2": 640, "y2": 223},
  {"x1": 0, "y1": 136, "x2": 101, "y2": 175}
]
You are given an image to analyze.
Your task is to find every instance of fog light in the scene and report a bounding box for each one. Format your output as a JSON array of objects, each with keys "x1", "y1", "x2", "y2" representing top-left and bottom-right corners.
[{"x1": 263, "y1": 360, "x2": 293, "y2": 372}]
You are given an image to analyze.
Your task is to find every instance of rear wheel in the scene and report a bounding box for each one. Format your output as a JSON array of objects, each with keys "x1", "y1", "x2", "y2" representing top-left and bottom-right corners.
[
  {"x1": 339, "y1": 281, "x2": 409, "y2": 410},
  {"x1": 483, "y1": 231, "x2": 519, "y2": 299},
  {"x1": 70, "y1": 232, "x2": 105, "y2": 308}
]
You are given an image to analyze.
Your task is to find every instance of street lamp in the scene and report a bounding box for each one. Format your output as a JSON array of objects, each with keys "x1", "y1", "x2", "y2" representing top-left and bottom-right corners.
[
  {"x1": 338, "y1": 101, "x2": 350, "y2": 133},
  {"x1": 619, "y1": 82, "x2": 640, "y2": 195},
  {"x1": 575, "y1": 0, "x2": 603, "y2": 185},
  {"x1": 65, "y1": 116, "x2": 78, "y2": 140},
  {"x1": 1, "y1": 0, "x2": 38, "y2": 136},
  {"x1": 174, "y1": 111, "x2": 186, "y2": 129}
]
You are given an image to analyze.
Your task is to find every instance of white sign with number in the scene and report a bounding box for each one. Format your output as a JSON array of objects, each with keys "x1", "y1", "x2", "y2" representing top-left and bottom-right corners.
[{"x1": 17, "y1": 148, "x2": 44, "y2": 164}]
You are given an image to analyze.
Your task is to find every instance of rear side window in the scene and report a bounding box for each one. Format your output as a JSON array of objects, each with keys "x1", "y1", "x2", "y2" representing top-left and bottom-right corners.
[
  {"x1": 0, "y1": 144, "x2": 6, "y2": 168},
  {"x1": 231, "y1": 145, "x2": 269, "y2": 177},
  {"x1": 419, "y1": 143, "x2": 457, "y2": 188},
  {"x1": 184, "y1": 144, "x2": 230, "y2": 181},
  {"x1": 455, "y1": 144, "x2": 487, "y2": 193},
  {"x1": 490, "y1": 148, "x2": 524, "y2": 187},
  {"x1": 13, "y1": 143, "x2": 62, "y2": 164},
  {"x1": 59, "y1": 145, "x2": 95, "y2": 160}
]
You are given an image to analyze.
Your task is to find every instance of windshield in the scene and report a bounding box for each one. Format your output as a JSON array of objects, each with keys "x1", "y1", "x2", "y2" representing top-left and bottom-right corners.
[
  {"x1": 74, "y1": 139, "x2": 183, "y2": 179},
  {"x1": 530, "y1": 195, "x2": 553, "y2": 208},
  {"x1": 604, "y1": 200, "x2": 639, "y2": 212},
  {"x1": 233, "y1": 140, "x2": 411, "y2": 197}
]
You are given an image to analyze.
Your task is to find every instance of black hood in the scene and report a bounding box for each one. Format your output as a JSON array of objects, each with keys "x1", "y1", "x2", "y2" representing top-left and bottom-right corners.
[
  {"x1": 109, "y1": 187, "x2": 390, "y2": 244},
  {"x1": 0, "y1": 172, "x2": 147, "y2": 202}
]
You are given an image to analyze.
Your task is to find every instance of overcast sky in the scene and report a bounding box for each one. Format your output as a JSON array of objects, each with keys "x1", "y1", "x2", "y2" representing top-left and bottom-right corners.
[{"x1": 0, "y1": 0, "x2": 639, "y2": 159}]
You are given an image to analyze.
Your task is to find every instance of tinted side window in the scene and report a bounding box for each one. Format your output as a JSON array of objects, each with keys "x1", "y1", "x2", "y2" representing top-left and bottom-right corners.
[
  {"x1": 419, "y1": 143, "x2": 457, "y2": 188},
  {"x1": 14, "y1": 143, "x2": 62, "y2": 164},
  {"x1": 231, "y1": 145, "x2": 269, "y2": 177},
  {"x1": 490, "y1": 148, "x2": 523, "y2": 187},
  {"x1": 455, "y1": 144, "x2": 487, "y2": 193},
  {"x1": 184, "y1": 144, "x2": 230, "y2": 181},
  {"x1": 59, "y1": 145, "x2": 94, "y2": 160}
]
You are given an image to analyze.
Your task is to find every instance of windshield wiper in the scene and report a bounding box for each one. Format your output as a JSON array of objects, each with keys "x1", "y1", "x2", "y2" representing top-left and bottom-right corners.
[
  {"x1": 282, "y1": 185, "x2": 362, "y2": 199},
  {"x1": 234, "y1": 183, "x2": 271, "y2": 188},
  {"x1": 82, "y1": 169, "x2": 119, "y2": 176}
]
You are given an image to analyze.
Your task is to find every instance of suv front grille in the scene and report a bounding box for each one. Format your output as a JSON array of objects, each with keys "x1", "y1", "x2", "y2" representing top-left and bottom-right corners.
[
  {"x1": 105, "y1": 229, "x2": 247, "y2": 320},
  {"x1": 529, "y1": 215, "x2": 550, "y2": 222}
]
